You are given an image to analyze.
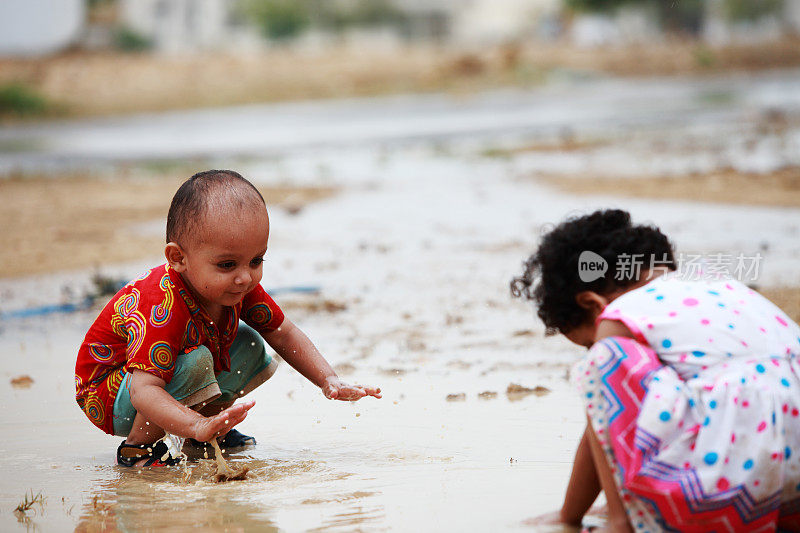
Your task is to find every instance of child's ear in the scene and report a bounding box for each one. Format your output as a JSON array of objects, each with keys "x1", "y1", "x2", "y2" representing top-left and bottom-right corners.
[
  {"x1": 575, "y1": 291, "x2": 608, "y2": 316},
  {"x1": 165, "y1": 242, "x2": 187, "y2": 271}
]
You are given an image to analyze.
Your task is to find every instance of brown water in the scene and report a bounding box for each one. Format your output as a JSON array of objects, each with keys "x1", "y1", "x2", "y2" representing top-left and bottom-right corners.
[
  {"x1": 208, "y1": 438, "x2": 248, "y2": 482},
  {"x1": 0, "y1": 317, "x2": 587, "y2": 532},
  {"x1": 9, "y1": 72, "x2": 795, "y2": 531}
]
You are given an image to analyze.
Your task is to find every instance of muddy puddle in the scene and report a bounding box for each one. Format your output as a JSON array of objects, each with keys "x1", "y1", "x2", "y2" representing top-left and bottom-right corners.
[
  {"x1": 0, "y1": 316, "x2": 585, "y2": 531},
  {"x1": 3, "y1": 71, "x2": 800, "y2": 532}
]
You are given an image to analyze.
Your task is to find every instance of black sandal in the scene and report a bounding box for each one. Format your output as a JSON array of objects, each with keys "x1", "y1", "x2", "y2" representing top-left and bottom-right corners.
[
  {"x1": 187, "y1": 429, "x2": 256, "y2": 454},
  {"x1": 117, "y1": 440, "x2": 183, "y2": 467}
]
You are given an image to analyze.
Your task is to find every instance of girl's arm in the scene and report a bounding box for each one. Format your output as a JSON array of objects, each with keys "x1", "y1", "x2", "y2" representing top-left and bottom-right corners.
[
  {"x1": 559, "y1": 425, "x2": 602, "y2": 525},
  {"x1": 262, "y1": 317, "x2": 381, "y2": 400},
  {"x1": 129, "y1": 370, "x2": 254, "y2": 441}
]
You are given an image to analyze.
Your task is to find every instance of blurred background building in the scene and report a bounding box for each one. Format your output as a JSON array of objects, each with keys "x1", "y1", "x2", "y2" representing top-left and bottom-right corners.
[{"x1": 2, "y1": 0, "x2": 800, "y2": 56}]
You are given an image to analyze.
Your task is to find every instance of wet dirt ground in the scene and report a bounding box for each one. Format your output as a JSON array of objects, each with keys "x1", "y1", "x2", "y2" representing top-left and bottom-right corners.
[{"x1": 2, "y1": 70, "x2": 800, "y2": 532}]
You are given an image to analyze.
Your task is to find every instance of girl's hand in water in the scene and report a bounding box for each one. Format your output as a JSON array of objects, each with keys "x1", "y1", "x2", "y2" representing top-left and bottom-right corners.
[
  {"x1": 322, "y1": 376, "x2": 382, "y2": 401},
  {"x1": 522, "y1": 510, "x2": 575, "y2": 527},
  {"x1": 193, "y1": 400, "x2": 256, "y2": 442},
  {"x1": 522, "y1": 505, "x2": 607, "y2": 529}
]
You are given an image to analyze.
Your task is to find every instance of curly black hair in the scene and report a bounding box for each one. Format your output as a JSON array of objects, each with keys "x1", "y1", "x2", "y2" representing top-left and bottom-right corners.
[{"x1": 510, "y1": 209, "x2": 676, "y2": 335}]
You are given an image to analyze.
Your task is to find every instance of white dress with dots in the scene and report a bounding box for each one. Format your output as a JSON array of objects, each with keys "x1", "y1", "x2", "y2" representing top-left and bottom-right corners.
[{"x1": 573, "y1": 273, "x2": 800, "y2": 532}]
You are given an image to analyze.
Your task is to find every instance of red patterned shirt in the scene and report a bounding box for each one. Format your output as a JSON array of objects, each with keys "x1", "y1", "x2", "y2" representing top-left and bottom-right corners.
[{"x1": 75, "y1": 264, "x2": 284, "y2": 434}]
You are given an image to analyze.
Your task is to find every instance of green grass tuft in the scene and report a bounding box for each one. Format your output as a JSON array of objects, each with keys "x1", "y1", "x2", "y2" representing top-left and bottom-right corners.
[{"x1": 0, "y1": 84, "x2": 49, "y2": 117}]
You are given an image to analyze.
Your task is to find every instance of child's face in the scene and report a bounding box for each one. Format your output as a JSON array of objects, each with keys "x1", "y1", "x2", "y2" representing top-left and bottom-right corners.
[
  {"x1": 563, "y1": 269, "x2": 670, "y2": 348},
  {"x1": 564, "y1": 323, "x2": 597, "y2": 348},
  {"x1": 167, "y1": 204, "x2": 269, "y2": 316}
]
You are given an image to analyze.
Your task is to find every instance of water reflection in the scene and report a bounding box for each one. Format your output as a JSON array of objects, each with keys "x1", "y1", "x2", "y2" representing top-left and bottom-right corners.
[{"x1": 71, "y1": 455, "x2": 390, "y2": 532}]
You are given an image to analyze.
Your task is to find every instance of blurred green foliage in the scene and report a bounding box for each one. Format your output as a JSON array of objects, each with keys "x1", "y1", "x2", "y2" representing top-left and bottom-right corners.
[
  {"x1": 314, "y1": 0, "x2": 404, "y2": 31},
  {"x1": 239, "y1": 0, "x2": 405, "y2": 40},
  {"x1": 657, "y1": 0, "x2": 705, "y2": 34},
  {"x1": 564, "y1": 0, "x2": 707, "y2": 34},
  {"x1": 239, "y1": 0, "x2": 312, "y2": 40},
  {"x1": 693, "y1": 46, "x2": 717, "y2": 68},
  {"x1": 564, "y1": 0, "x2": 638, "y2": 11},
  {"x1": 0, "y1": 84, "x2": 49, "y2": 117},
  {"x1": 114, "y1": 27, "x2": 154, "y2": 52},
  {"x1": 566, "y1": 0, "x2": 783, "y2": 28},
  {"x1": 723, "y1": 0, "x2": 783, "y2": 20}
]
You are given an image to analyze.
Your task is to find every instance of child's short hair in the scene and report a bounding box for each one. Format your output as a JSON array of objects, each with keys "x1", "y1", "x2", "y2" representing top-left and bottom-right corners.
[
  {"x1": 511, "y1": 209, "x2": 676, "y2": 335},
  {"x1": 166, "y1": 169, "x2": 265, "y2": 245}
]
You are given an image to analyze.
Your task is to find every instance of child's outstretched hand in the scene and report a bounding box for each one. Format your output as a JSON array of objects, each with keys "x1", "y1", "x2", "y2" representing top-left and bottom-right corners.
[
  {"x1": 322, "y1": 376, "x2": 381, "y2": 401},
  {"x1": 193, "y1": 400, "x2": 256, "y2": 442}
]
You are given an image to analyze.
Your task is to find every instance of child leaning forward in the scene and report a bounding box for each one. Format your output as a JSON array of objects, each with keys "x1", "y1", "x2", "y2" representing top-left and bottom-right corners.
[
  {"x1": 513, "y1": 209, "x2": 800, "y2": 532},
  {"x1": 75, "y1": 170, "x2": 380, "y2": 467}
]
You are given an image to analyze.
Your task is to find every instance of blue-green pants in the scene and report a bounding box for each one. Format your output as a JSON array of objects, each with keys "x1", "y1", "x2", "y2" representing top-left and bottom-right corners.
[{"x1": 112, "y1": 323, "x2": 276, "y2": 437}]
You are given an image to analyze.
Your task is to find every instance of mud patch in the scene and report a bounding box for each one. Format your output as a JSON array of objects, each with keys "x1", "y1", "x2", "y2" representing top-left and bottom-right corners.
[
  {"x1": 301, "y1": 491, "x2": 378, "y2": 505},
  {"x1": 537, "y1": 167, "x2": 800, "y2": 208},
  {"x1": 10, "y1": 375, "x2": 34, "y2": 388},
  {"x1": 506, "y1": 383, "x2": 551, "y2": 402},
  {"x1": 0, "y1": 175, "x2": 337, "y2": 278},
  {"x1": 279, "y1": 298, "x2": 348, "y2": 314},
  {"x1": 333, "y1": 362, "x2": 357, "y2": 376},
  {"x1": 378, "y1": 367, "x2": 414, "y2": 377},
  {"x1": 758, "y1": 286, "x2": 800, "y2": 325}
]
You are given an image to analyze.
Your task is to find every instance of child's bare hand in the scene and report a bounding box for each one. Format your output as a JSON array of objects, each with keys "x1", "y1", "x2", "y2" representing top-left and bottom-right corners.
[
  {"x1": 193, "y1": 400, "x2": 255, "y2": 442},
  {"x1": 322, "y1": 376, "x2": 381, "y2": 401},
  {"x1": 522, "y1": 511, "x2": 570, "y2": 527}
]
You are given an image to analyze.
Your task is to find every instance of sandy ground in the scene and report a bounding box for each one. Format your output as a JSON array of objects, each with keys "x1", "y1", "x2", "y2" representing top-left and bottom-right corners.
[
  {"x1": 0, "y1": 174, "x2": 335, "y2": 278},
  {"x1": 2, "y1": 72, "x2": 800, "y2": 532},
  {"x1": 538, "y1": 166, "x2": 800, "y2": 208},
  {"x1": 2, "y1": 38, "x2": 800, "y2": 119}
]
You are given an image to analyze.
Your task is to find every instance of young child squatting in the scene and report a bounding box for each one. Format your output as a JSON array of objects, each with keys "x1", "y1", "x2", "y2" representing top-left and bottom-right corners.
[
  {"x1": 75, "y1": 170, "x2": 380, "y2": 467},
  {"x1": 512, "y1": 209, "x2": 800, "y2": 532}
]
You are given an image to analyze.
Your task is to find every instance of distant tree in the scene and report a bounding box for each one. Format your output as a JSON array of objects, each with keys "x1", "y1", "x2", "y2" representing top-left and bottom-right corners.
[
  {"x1": 565, "y1": 0, "x2": 706, "y2": 36},
  {"x1": 239, "y1": 0, "x2": 312, "y2": 40},
  {"x1": 113, "y1": 27, "x2": 153, "y2": 52},
  {"x1": 723, "y1": 0, "x2": 784, "y2": 20},
  {"x1": 656, "y1": 0, "x2": 705, "y2": 35},
  {"x1": 0, "y1": 84, "x2": 49, "y2": 117},
  {"x1": 238, "y1": 0, "x2": 407, "y2": 41},
  {"x1": 311, "y1": 0, "x2": 404, "y2": 31},
  {"x1": 564, "y1": 0, "x2": 641, "y2": 12}
]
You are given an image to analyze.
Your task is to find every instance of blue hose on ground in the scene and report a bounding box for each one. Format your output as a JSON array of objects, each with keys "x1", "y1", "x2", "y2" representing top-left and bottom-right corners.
[{"x1": 0, "y1": 286, "x2": 321, "y2": 320}]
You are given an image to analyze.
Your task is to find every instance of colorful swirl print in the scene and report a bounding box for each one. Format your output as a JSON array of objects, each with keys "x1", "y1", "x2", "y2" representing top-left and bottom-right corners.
[
  {"x1": 150, "y1": 274, "x2": 174, "y2": 327},
  {"x1": 124, "y1": 312, "x2": 147, "y2": 358},
  {"x1": 149, "y1": 342, "x2": 174, "y2": 371},
  {"x1": 246, "y1": 303, "x2": 273, "y2": 327},
  {"x1": 112, "y1": 289, "x2": 143, "y2": 339},
  {"x1": 75, "y1": 374, "x2": 83, "y2": 395},
  {"x1": 84, "y1": 396, "x2": 105, "y2": 426},
  {"x1": 179, "y1": 289, "x2": 200, "y2": 315},
  {"x1": 117, "y1": 289, "x2": 140, "y2": 317},
  {"x1": 88, "y1": 343, "x2": 115, "y2": 363},
  {"x1": 111, "y1": 312, "x2": 126, "y2": 338},
  {"x1": 107, "y1": 367, "x2": 125, "y2": 394},
  {"x1": 184, "y1": 319, "x2": 200, "y2": 347}
]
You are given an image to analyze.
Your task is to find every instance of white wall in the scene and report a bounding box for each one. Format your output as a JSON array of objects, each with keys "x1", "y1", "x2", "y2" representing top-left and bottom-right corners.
[
  {"x1": 121, "y1": 0, "x2": 251, "y2": 53},
  {"x1": 0, "y1": 0, "x2": 85, "y2": 56},
  {"x1": 451, "y1": 0, "x2": 560, "y2": 44}
]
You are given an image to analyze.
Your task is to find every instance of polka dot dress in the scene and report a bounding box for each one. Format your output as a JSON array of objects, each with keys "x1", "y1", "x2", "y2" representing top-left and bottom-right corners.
[{"x1": 573, "y1": 273, "x2": 800, "y2": 531}]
